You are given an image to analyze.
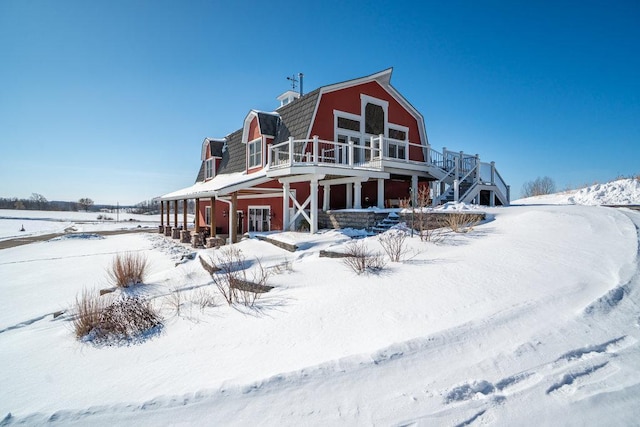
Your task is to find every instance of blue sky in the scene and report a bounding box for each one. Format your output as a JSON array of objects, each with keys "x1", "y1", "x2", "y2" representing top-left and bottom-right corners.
[{"x1": 1, "y1": 0, "x2": 638, "y2": 205}]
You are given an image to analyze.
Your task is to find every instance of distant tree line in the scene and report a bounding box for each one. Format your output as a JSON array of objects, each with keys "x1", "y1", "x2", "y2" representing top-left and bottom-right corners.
[{"x1": 1, "y1": 194, "x2": 195, "y2": 215}]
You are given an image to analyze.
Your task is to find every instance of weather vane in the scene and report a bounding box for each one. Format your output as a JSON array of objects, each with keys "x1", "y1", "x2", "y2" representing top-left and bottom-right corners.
[{"x1": 286, "y1": 72, "x2": 304, "y2": 95}]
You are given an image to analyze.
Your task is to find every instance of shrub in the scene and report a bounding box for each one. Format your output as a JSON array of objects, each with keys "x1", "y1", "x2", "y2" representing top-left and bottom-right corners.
[
  {"x1": 107, "y1": 252, "x2": 149, "y2": 288},
  {"x1": 72, "y1": 290, "x2": 162, "y2": 344},
  {"x1": 200, "y1": 247, "x2": 269, "y2": 307},
  {"x1": 342, "y1": 240, "x2": 386, "y2": 274},
  {"x1": 378, "y1": 229, "x2": 409, "y2": 262},
  {"x1": 72, "y1": 288, "x2": 108, "y2": 339},
  {"x1": 444, "y1": 213, "x2": 481, "y2": 233}
]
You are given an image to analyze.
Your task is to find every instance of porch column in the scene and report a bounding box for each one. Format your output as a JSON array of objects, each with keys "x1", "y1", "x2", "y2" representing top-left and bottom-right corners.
[
  {"x1": 377, "y1": 179, "x2": 385, "y2": 208},
  {"x1": 230, "y1": 191, "x2": 238, "y2": 243},
  {"x1": 160, "y1": 201, "x2": 164, "y2": 227},
  {"x1": 354, "y1": 181, "x2": 362, "y2": 209},
  {"x1": 182, "y1": 200, "x2": 187, "y2": 230},
  {"x1": 195, "y1": 199, "x2": 200, "y2": 232},
  {"x1": 310, "y1": 179, "x2": 318, "y2": 233},
  {"x1": 490, "y1": 191, "x2": 496, "y2": 207},
  {"x1": 173, "y1": 200, "x2": 178, "y2": 228},
  {"x1": 346, "y1": 183, "x2": 353, "y2": 209},
  {"x1": 322, "y1": 184, "x2": 330, "y2": 211},
  {"x1": 210, "y1": 197, "x2": 216, "y2": 236},
  {"x1": 283, "y1": 182, "x2": 290, "y2": 231},
  {"x1": 411, "y1": 175, "x2": 418, "y2": 207},
  {"x1": 166, "y1": 201, "x2": 170, "y2": 229}
]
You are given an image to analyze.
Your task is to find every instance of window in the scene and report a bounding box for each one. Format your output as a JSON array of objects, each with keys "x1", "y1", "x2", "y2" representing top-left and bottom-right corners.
[
  {"x1": 388, "y1": 128, "x2": 406, "y2": 141},
  {"x1": 248, "y1": 138, "x2": 262, "y2": 168},
  {"x1": 248, "y1": 206, "x2": 270, "y2": 232},
  {"x1": 337, "y1": 117, "x2": 360, "y2": 131},
  {"x1": 205, "y1": 206, "x2": 211, "y2": 226},
  {"x1": 365, "y1": 103, "x2": 385, "y2": 135},
  {"x1": 205, "y1": 158, "x2": 214, "y2": 180}
]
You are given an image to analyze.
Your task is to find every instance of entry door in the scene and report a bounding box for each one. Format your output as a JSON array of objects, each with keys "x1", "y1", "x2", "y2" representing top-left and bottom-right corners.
[{"x1": 248, "y1": 207, "x2": 270, "y2": 232}]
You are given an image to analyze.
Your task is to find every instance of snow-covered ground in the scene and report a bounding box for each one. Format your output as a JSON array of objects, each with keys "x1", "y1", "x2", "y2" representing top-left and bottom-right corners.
[
  {"x1": 514, "y1": 178, "x2": 640, "y2": 205},
  {"x1": 1, "y1": 195, "x2": 639, "y2": 425},
  {"x1": 0, "y1": 209, "x2": 166, "y2": 241}
]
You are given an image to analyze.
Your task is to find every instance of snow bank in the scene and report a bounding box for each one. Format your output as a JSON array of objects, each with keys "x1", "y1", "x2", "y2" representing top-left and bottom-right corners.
[{"x1": 514, "y1": 178, "x2": 640, "y2": 206}]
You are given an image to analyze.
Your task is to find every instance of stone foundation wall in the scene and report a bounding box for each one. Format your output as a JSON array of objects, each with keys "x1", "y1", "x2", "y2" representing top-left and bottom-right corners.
[{"x1": 318, "y1": 211, "x2": 389, "y2": 230}]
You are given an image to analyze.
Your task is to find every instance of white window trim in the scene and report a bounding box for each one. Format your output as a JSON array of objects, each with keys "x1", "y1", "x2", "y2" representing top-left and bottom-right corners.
[
  {"x1": 248, "y1": 137, "x2": 263, "y2": 169},
  {"x1": 361, "y1": 94, "x2": 389, "y2": 138},
  {"x1": 387, "y1": 123, "x2": 409, "y2": 140},
  {"x1": 248, "y1": 205, "x2": 271, "y2": 232},
  {"x1": 205, "y1": 158, "x2": 215, "y2": 180}
]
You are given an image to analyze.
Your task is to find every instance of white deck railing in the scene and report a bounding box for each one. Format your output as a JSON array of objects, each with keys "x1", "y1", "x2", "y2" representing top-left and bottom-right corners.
[{"x1": 267, "y1": 135, "x2": 509, "y2": 203}]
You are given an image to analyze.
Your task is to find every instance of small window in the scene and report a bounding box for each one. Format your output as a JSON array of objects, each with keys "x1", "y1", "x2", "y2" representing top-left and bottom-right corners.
[
  {"x1": 388, "y1": 128, "x2": 406, "y2": 141},
  {"x1": 365, "y1": 103, "x2": 384, "y2": 135},
  {"x1": 205, "y1": 158, "x2": 214, "y2": 179},
  {"x1": 337, "y1": 117, "x2": 360, "y2": 131},
  {"x1": 248, "y1": 138, "x2": 262, "y2": 168}
]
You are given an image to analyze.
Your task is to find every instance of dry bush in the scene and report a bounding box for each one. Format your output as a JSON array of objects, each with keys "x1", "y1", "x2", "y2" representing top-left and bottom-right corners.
[
  {"x1": 73, "y1": 290, "x2": 162, "y2": 344},
  {"x1": 107, "y1": 252, "x2": 149, "y2": 288},
  {"x1": 199, "y1": 255, "x2": 220, "y2": 275},
  {"x1": 72, "y1": 288, "x2": 108, "y2": 339},
  {"x1": 444, "y1": 213, "x2": 481, "y2": 233},
  {"x1": 200, "y1": 246, "x2": 268, "y2": 307},
  {"x1": 164, "y1": 288, "x2": 183, "y2": 317},
  {"x1": 521, "y1": 176, "x2": 556, "y2": 197},
  {"x1": 191, "y1": 287, "x2": 216, "y2": 311},
  {"x1": 270, "y1": 258, "x2": 293, "y2": 274},
  {"x1": 378, "y1": 229, "x2": 409, "y2": 262},
  {"x1": 342, "y1": 240, "x2": 386, "y2": 274}
]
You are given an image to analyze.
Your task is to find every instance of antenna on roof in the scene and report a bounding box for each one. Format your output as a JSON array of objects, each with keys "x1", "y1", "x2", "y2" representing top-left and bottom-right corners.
[{"x1": 286, "y1": 72, "x2": 304, "y2": 96}]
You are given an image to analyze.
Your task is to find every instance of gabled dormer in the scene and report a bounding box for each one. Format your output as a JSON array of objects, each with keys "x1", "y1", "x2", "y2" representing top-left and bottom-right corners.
[
  {"x1": 200, "y1": 137, "x2": 225, "y2": 181},
  {"x1": 241, "y1": 110, "x2": 280, "y2": 172}
]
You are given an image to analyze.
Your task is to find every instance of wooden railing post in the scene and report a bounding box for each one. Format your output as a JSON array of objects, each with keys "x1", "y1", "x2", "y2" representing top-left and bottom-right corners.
[
  {"x1": 442, "y1": 147, "x2": 448, "y2": 169},
  {"x1": 267, "y1": 143, "x2": 272, "y2": 169},
  {"x1": 475, "y1": 154, "x2": 480, "y2": 184},
  {"x1": 348, "y1": 138, "x2": 354, "y2": 167},
  {"x1": 288, "y1": 137, "x2": 294, "y2": 166},
  {"x1": 313, "y1": 135, "x2": 319, "y2": 164}
]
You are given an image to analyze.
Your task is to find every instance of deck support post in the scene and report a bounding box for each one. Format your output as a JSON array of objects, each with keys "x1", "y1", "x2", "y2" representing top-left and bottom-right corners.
[
  {"x1": 323, "y1": 184, "x2": 330, "y2": 211},
  {"x1": 411, "y1": 175, "x2": 418, "y2": 207},
  {"x1": 454, "y1": 179, "x2": 459, "y2": 202},
  {"x1": 182, "y1": 200, "x2": 188, "y2": 231},
  {"x1": 354, "y1": 181, "x2": 362, "y2": 209},
  {"x1": 283, "y1": 182, "x2": 290, "y2": 231},
  {"x1": 159, "y1": 201, "x2": 164, "y2": 233},
  {"x1": 310, "y1": 179, "x2": 318, "y2": 233},
  {"x1": 377, "y1": 179, "x2": 384, "y2": 208},
  {"x1": 346, "y1": 183, "x2": 353, "y2": 209}
]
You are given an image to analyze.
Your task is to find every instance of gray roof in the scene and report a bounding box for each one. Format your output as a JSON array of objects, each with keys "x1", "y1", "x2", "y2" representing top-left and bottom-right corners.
[
  {"x1": 274, "y1": 88, "x2": 320, "y2": 143},
  {"x1": 257, "y1": 112, "x2": 279, "y2": 137},
  {"x1": 195, "y1": 88, "x2": 320, "y2": 183}
]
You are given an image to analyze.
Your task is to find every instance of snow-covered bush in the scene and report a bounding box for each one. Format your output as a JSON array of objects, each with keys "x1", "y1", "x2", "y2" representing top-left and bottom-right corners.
[{"x1": 72, "y1": 290, "x2": 162, "y2": 344}]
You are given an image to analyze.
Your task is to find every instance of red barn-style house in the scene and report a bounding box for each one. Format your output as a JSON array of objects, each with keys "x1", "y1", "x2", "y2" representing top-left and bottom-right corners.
[{"x1": 158, "y1": 69, "x2": 509, "y2": 244}]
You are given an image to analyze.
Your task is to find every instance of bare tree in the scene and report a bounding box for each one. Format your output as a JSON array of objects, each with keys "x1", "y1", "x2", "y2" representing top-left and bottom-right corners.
[
  {"x1": 521, "y1": 176, "x2": 556, "y2": 197},
  {"x1": 78, "y1": 197, "x2": 94, "y2": 211}
]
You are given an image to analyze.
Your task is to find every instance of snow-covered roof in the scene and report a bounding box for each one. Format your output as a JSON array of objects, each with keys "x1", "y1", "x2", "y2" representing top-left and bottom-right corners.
[{"x1": 158, "y1": 170, "x2": 269, "y2": 201}]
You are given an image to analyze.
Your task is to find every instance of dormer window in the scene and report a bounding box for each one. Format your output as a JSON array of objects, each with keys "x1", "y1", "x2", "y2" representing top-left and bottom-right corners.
[
  {"x1": 248, "y1": 138, "x2": 262, "y2": 168},
  {"x1": 205, "y1": 158, "x2": 214, "y2": 180}
]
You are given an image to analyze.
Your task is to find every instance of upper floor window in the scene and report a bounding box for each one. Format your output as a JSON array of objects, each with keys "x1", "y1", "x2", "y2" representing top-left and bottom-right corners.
[
  {"x1": 205, "y1": 158, "x2": 214, "y2": 180},
  {"x1": 248, "y1": 138, "x2": 262, "y2": 168},
  {"x1": 337, "y1": 117, "x2": 360, "y2": 132},
  {"x1": 365, "y1": 103, "x2": 384, "y2": 135},
  {"x1": 388, "y1": 128, "x2": 406, "y2": 141}
]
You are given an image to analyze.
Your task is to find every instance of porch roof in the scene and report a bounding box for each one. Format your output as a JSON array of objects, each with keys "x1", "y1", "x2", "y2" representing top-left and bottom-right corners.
[{"x1": 158, "y1": 171, "x2": 269, "y2": 201}]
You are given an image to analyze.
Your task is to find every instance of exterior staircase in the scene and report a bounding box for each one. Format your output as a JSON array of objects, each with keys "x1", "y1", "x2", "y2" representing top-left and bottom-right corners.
[{"x1": 372, "y1": 213, "x2": 400, "y2": 234}]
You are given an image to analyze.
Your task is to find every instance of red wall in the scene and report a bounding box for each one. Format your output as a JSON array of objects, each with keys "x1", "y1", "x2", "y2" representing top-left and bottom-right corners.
[{"x1": 309, "y1": 81, "x2": 425, "y2": 162}]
